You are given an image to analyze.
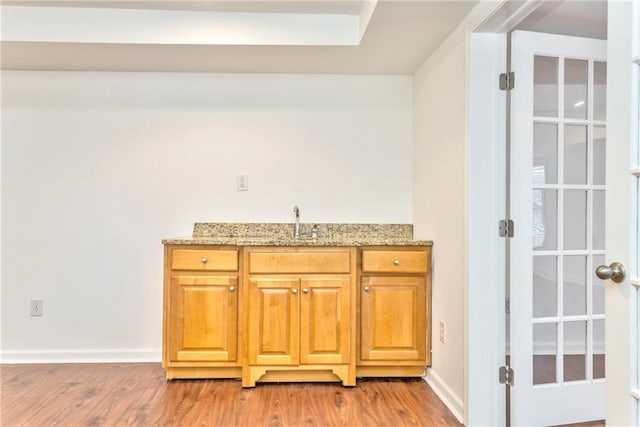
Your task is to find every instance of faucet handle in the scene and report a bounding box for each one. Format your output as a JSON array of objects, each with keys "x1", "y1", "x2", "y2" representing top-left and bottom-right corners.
[{"x1": 311, "y1": 224, "x2": 319, "y2": 239}]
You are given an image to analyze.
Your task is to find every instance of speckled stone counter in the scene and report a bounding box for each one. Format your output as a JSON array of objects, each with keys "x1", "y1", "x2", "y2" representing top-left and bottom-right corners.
[{"x1": 162, "y1": 223, "x2": 432, "y2": 246}]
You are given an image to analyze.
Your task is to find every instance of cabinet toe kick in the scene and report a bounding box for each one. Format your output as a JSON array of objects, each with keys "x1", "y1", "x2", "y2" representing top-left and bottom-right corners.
[{"x1": 243, "y1": 365, "x2": 355, "y2": 387}]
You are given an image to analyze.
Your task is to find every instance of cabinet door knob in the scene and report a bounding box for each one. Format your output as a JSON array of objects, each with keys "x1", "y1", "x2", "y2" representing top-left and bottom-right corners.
[
  {"x1": 302, "y1": 288, "x2": 309, "y2": 294},
  {"x1": 393, "y1": 259, "x2": 400, "y2": 266},
  {"x1": 201, "y1": 257, "x2": 208, "y2": 264},
  {"x1": 229, "y1": 286, "x2": 235, "y2": 292},
  {"x1": 292, "y1": 288, "x2": 298, "y2": 294},
  {"x1": 363, "y1": 286, "x2": 370, "y2": 292}
]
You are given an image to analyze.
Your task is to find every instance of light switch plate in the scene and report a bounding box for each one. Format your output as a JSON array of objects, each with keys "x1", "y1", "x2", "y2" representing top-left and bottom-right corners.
[{"x1": 237, "y1": 174, "x2": 248, "y2": 191}]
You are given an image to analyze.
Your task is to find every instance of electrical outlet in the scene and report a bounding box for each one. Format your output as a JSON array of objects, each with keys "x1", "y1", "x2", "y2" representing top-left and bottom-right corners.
[
  {"x1": 30, "y1": 299, "x2": 43, "y2": 317},
  {"x1": 439, "y1": 321, "x2": 446, "y2": 344},
  {"x1": 236, "y1": 174, "x2": 248, "y2": 191}
]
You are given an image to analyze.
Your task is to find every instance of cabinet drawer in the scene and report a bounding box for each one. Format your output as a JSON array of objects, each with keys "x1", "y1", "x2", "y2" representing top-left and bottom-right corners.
[
  {"x1": 361, "y1": 250, "x2": 428, "y2": 273},
  {"x1": 172, "y1": 249, "x2": 239, "y2": 271},
  {"x1": 249, "y1": 251, "x2": 351, "y2": 274}
]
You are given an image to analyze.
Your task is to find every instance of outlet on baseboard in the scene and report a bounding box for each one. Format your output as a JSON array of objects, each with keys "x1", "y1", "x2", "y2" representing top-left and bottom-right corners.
[
  {"x1": 439, "y1": 320, "x2": 446, "y2": 344},
  {"x1": 30, "y1": 299, "x2": 43, "y2": 316}
]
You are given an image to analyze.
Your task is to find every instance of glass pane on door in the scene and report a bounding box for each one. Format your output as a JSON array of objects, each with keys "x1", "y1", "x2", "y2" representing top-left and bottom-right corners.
[
  {"x1": 593, "y1": 126, "x2": 606, "y2": 185},
  {"x1": 534, "y1": 56, "x2": 559, "y2": 117},
  {"x1": 534, "y1": 256, "x2": 558, "y2": 317},
  {"x1": 534, "y1": 123, "x2": 558, "y2": 184},
  {"x1": 593, "y1": 255, "x2": 606, "y2": 314},
  {"x1": 564, "y1": 190, "x2": 587, "y2": 250},
  {"x1": 593, "y1": 61, "x2": 607, "y2": 121},
  {"x1": 533, "y1": 189, "x2": 558, "y2": 250},
  {"x1": 533, "y1": 322, "x2": 558, "y2": 385},
  {"x1": 593, "y1": 190, "x2": 606, "y2": 250},
  {"x1": 564, "y1": 125, "x2": 587, "y2": 185},
  {"x1": 593, "y1": 318, "x2": 605, "y2": 379},
  {"x1": 564, "y1": 59, "x2": 588, "y2": 119},
  {"x1": 564, "y1": 256, "x2": 586, "y2": 316},
  {"x1": 564, "y1": 321, "x2": 587, "y2": 382}
]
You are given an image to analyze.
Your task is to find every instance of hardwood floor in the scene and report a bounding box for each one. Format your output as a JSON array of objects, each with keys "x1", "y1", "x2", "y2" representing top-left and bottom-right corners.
[{"x1": 1, "y1": 363, "x2": 461, "y2": 426}]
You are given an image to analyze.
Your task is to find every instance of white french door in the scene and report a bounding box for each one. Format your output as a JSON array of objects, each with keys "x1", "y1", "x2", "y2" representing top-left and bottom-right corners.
[
  {"x1": 510, "y1": 31, "x2": 607, "y2": 426},
  {"x1": 605, "y1": 1, "x2": 639, "y2": 425}
]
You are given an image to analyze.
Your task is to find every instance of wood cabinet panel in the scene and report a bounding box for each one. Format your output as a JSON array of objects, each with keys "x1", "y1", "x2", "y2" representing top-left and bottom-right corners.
[
  {"x1": 300, "y1": 278, "x2": 350, "y2": 365},
  {"x1": 361, "y1": 250, "x2": 428, "y2": 273},
  {"x1": 360, "y1": 276, "x2": 426, "y2": 362},
  {"x1": 172, "y1": 249, "x2": 238, "y2": 271},
  {"x1": 247, "y1": 278, "x2": 300, "y2": 366},
  {"x1": 249, "y1": 251, "x2": 351, "y2": 274},
  {"x1": 168, "y1": 275, "x2": 238, "y2": 363}
]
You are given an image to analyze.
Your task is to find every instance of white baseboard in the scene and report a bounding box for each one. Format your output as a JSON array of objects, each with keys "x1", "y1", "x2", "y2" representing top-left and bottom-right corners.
[
  {"x1": 0, "y1": 348, "x2": 161, "y2": 364},
  {"x1": 533, "y1": 340, "x2": 605, "y2": 355},
  {"x1": 424, "y1": 368, "x2": 465, "y2": 424}
]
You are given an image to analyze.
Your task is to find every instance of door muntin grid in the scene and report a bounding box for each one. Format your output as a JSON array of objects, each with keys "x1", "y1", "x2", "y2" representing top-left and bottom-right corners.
[{"x1": 532, "y1": 54, "x2": 606, "y2": 386}]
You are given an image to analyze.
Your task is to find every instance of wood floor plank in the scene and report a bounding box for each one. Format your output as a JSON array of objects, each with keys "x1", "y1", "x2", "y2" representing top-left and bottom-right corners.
[{"x1": 1, "y1": 363, "x2": 461, "y2": 426}]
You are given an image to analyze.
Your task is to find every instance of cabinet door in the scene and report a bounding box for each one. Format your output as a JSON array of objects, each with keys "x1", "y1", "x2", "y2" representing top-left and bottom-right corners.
[
  {"x1": 168, "y1": 275, "x2": 238, "y2": 363},
  {"x1": 248, "y1": 278, "x2": 300, "y2": 365},
  {"x1": 300, "y1": 277, "x2": 350, "y2": 365},
  {"x1": 360, "y1": 276, "x2": 426, "y2": 362}
]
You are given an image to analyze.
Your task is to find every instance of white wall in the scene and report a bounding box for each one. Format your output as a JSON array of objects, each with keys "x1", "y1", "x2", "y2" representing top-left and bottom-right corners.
[
  {"x1": 1, "y1": 71, "x2": 413, "y2": 362},
  {"x1": 412, "y1": 28, "x2": 467, "y2": 421}
]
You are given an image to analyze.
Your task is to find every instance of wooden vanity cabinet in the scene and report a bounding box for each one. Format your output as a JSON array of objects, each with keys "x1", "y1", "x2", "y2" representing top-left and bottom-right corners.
[
  {"x1": 162, "y1": 243, "x2": 432, "y2": 383},
  {"x1": 163, "y1": 246, "x2": 242, "y2": 379},
  {"x1": 357, "y1": 247, "x2": 432, "y2": 377},
  {"x1": 243, "y1": 247, "x2": 356, "y2": 387}
]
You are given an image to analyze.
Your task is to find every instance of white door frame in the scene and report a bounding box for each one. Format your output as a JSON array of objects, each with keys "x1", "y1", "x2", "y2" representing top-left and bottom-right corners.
[
  {"x1": 466, "y1": 31, "x2": 508, "y2": 426},
  {"x1": 466, "y1": 3, "x2": 543, "y2": 425},
  {"x1": 605, "y1": 1, "x2": 638, "y2": 425}
]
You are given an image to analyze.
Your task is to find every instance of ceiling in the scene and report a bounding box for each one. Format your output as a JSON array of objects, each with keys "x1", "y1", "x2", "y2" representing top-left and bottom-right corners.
[
  {"x1": 0, "y1": 0, "x2": 478, "y2": 74},
  {"x1": 1, "y1": 1, "x2": 369, "y2": 14},
  {"x1": 0, "y1": 0, "x2": 608, "y2": 74},
  {"x1": 516, "y1": 0, "x2": 607, "y2": 40}
]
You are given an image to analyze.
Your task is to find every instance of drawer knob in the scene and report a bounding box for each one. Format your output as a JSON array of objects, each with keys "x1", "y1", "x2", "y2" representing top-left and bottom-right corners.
[
  {"x1": 292, "y1": 288, "x2": 298, "y2": 294},
  {"x1": 201, "y1": 257, "x2": 208, "y2": 264},
  {"x1": 302, "y1": 288, "x2": 309, "y2": 294},
  {"x1": 229, "y1": 286, "x2": 235, "y2": 292},
  {"x1": 393, "y1": 259, "x2": 400, "y2": 266},
  {"x1": 363, "y1": 286, "x2": 370, "y2": 292}
]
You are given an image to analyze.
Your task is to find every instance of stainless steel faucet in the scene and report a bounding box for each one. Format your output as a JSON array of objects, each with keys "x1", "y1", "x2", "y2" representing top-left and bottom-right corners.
[{"x1": 293, "y1": 206, "x2": 300, "y2": 238}]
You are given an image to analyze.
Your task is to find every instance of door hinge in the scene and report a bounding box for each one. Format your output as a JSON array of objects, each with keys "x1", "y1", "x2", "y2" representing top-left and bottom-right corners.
[
  {"x1": 499, "y1": 219, "x2": 514, "y2": 238},
  {"x1": 499, "y1": 72, "x2": 515, "y2": 90},
  {"x1": 505, "y1": 297, "x2": 510, "y2": 314},
  {"x1": 499, "y1": 366, "x2": 514, "y2": 386}
]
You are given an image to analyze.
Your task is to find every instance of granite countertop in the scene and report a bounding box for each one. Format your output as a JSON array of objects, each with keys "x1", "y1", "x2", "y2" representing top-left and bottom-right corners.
[{"x1": 162, "y1": 223, "x2": 432, "y2": 247}]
